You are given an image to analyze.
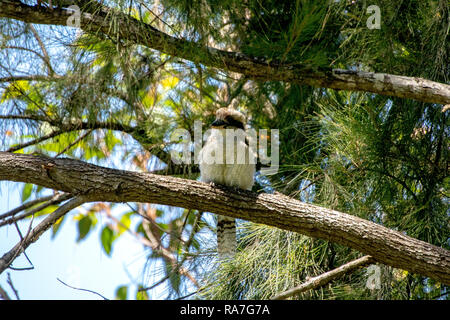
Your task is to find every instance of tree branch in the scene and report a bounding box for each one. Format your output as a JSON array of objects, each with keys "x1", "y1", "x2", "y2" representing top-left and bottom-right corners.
[
  {"x1": 56, "y1": 278, "x2": 109, "y2": 300},
  {"x1": 6, "y1": 129, "x2": 64, "y2": 152},
  {"x1": 0, "y1": 195, "x2": 86, "y2": 274},
  {"x1": 271, "y1": 255, "x2": 376, "y2": 300},
  {"x1": 28, "y1": 24, "x2": 56, "y2": 76},
  {"x1": 0, "y1": 152, "x2": 449, "y2": 284},
  {"x1": 0, "y1": 192, "x2": 72, "y2": 227},
  {"x1": 0, "y1": 1, "x2": 449, "y2": 104},
  {"x1": 0, "y1": 194, "x2": 55, "y2": 220},
  {"x1": 0, "y1": 75, "x2": 61, "y2": 82}
]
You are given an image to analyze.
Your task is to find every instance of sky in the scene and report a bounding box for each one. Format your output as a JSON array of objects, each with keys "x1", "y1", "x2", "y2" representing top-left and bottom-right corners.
[{"x1": 0, "y1": 182, "x2": 152, "y2": 300}]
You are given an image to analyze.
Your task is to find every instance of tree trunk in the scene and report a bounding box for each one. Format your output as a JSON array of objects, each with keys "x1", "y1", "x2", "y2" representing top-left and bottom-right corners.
[{"x1": 0, "y1": 152, "x2": 449, "y2": 284}]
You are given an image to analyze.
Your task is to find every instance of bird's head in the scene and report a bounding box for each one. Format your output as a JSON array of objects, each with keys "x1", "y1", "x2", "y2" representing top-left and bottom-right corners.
[{"x1": 210, "y1": 108, "x2": 246, "y2": 130}]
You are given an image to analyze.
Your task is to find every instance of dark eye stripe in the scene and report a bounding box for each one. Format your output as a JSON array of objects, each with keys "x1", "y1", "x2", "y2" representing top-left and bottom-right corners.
[{"x1": 225, "y1": 116, "x2": 244, "y2": 130}]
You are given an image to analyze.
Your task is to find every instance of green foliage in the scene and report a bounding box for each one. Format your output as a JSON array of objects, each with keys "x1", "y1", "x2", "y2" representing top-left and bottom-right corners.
[
  {"x1": 21, "y1": 183, "x2": 33, "y2": 202},
  {"x1": 77, "y1": 215, "x2": 94, "y2": 242},
  {"x1": 136, "y1": 286, "x2": 149, "y2": 300},
  {"x1": 0, "y1": 0, "x2": 448, "y2": 300},
  {"x1": 51, "y1": 215, "x2": 66, "y2": 239},
  {"x1": 100, "y1": 225, "x2": 114, "y2": 256},
  {"x1": 115, "y1": 285, "x2": 128, "y2": 300},
  {"x1": 200, "y1": 223, "x2": 373, "y2": 299},
  {"x1": 339, "y1": 0, "x2": 449, "y2": 81}
]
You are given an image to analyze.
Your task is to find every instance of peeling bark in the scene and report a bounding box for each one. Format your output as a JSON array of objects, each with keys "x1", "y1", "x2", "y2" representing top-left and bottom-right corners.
[{"x1": 0, "y1": 152, "x2": 449, "y2": 284}]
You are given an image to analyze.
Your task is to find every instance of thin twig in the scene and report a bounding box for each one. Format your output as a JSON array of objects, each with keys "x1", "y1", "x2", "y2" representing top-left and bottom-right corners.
[
  {"x1": 57, "y1": 278, "x2": 109, "y2": 300},
  {"x1": 0, "y1": 193, "x2": 72, "y2": 227},
  {"x1": 54, "y1": 129, "x2": 94, "y2": 158},
  {"x1": 0, "y1": 196, "x2": 86, "y2": 275},
  {"x1": 28, "y1": 24, "x2": 56, "y2": 76},
  {"x1": 11, "y1": 220, "x2": 34, "y2": 271},
  {"x1": 0, "y1": 75, "x2": 61, "y2": 82},
  {"x1": 176, "y1": 287, "x2": 206, "y2": 300},
  {"x1": 6, "y1": 273, "x2": 20, "y2": 300},
  {"x1": 0, "y1": 286, "x2": 11, "y2": 300},
  {"x1": 181, "y1": 211, "x2": 202, "y2": 256},
  {"x1": 139, "y1": 274, "x2": 171, "y2": 292},
  {"x1": 3, "y1": 212, "x2": 37, "y2": 273},
  {"x1": 0, "y1": 114, "x2": 49, "y2": 122},
  {"x1": 0, "y1": 45, "x2": 53, "y2": 75},
  {"x1": 6, "y1": 129, "x2": 64, "y2": 153},
  {"x1": 0, "y1": 194, "x2": 54, "y2": 220}
]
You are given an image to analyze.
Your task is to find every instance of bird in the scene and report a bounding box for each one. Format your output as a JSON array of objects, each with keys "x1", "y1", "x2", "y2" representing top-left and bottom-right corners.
[{"x1": 199, "y1": 107, "x2": 255, "y2": 259}]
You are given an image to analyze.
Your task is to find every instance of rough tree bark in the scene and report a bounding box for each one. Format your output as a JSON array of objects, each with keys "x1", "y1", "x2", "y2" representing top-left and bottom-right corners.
[
  {"x1": 0, "y1": 152, "x2": 449, "y2": 284},
  {"x1": 0, "y1": 0, "x2": 449, "y2": 104}
]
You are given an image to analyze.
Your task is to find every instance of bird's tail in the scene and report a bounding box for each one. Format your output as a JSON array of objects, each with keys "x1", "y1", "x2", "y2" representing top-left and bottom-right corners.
[{"x1": 217, "y1": 215, "x2": 236, "y2": 259}]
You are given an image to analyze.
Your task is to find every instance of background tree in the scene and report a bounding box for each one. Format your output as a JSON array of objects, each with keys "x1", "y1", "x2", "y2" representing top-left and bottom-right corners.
[{"x1": 0, "y1": 0, "x2": 448, "y2": 300}]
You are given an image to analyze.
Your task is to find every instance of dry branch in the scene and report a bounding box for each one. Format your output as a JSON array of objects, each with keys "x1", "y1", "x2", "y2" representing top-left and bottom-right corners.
[
  {"x1": 0, "y1": 152, "x2": 449, "y2": 284},
  {"x1": 271, "y1": 255, "x2": 376, "y2": 300},
  {"x1": 0, "y1": 192, "x2": 71, "y2": 227},
  {"x1": 0, "y1": 195, "x2": 86, "y2": 274},
  {"x1": 0, "y1": 1, "x2": 449, "y2": 104}
]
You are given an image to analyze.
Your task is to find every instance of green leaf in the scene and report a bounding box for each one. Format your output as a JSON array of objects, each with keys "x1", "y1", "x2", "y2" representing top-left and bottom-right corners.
[
  {"x1": 31, "y1": 204, "x2": 59, "y2": 217},
  {"x1": 115, "y1": 285, "x2": 128, "y2": 300},
  {"x1": 1, "y1": 80, "x2": 30, "y2": 102},
  {"x1": 100, "y1": 225, "x2": 114, "y2": 256},
  {"x1": 104, "y1": 130, "x2": 122, "y2": 151},
  {"x1": 135, "y1": 222, "x2": 145, "y2": 235},
  {"x1": 21, "y1": 183, "x2": 33, "y2": 202},
  {"x1": 77, "y1": 215, "x2": 93, "y2": 242},
  {"x1": 136, "y1": 286, "x2": 149, "y2": 300},
  {"x1": 51, "y1": 215, "x2": 66, "y2": 239},
  {"x1": 118, "y1": 212, "x2": 132, "y2": 236}
]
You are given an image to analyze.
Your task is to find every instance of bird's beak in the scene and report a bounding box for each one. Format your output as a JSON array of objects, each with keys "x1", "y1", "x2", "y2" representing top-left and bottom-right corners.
[{"x1": 211, "y1": 119, "x2": 228, "y2": 128}]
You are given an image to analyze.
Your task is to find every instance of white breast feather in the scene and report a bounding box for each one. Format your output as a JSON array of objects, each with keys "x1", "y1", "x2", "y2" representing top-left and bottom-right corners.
[{"x1": 199, "y1": 129, "x2": 255, "y2": 191}]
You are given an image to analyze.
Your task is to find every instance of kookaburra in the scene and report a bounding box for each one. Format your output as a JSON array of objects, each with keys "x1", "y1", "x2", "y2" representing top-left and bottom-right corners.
[{"x1": 199, "y1": 108, "x2": 255, "y2": 259}]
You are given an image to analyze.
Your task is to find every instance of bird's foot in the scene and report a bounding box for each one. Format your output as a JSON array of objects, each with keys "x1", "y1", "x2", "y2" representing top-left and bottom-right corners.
[{"x1": 209, "y1": 181, "x2": 217, "y2": 188}]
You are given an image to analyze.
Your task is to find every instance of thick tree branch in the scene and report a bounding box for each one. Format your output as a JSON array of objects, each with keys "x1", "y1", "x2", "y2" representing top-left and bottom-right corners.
[
  {"x1": 0, "y1": 75, "x2": 61, "y2": 82},
  {"x1": 271, "y1": 255, "x2": 376, "y2": 300},
  {"x1": 0, "y1": 152, "x2": 449, "y2": 284},
  {"x1": 0, "y1": 1, "x2": 449, "y2": 104},
  {"x1": 0, "y1": 113, "x2": 189, "y2": 173}
]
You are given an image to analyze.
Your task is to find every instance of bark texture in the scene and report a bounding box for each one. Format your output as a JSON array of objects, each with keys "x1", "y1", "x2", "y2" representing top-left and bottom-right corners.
[
  {"x1": 0, "y1": 152, "x2": 449, "y2": 284},
  {"x1": 0, "y1": 1, "x2": 449, "y2": 104}
]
